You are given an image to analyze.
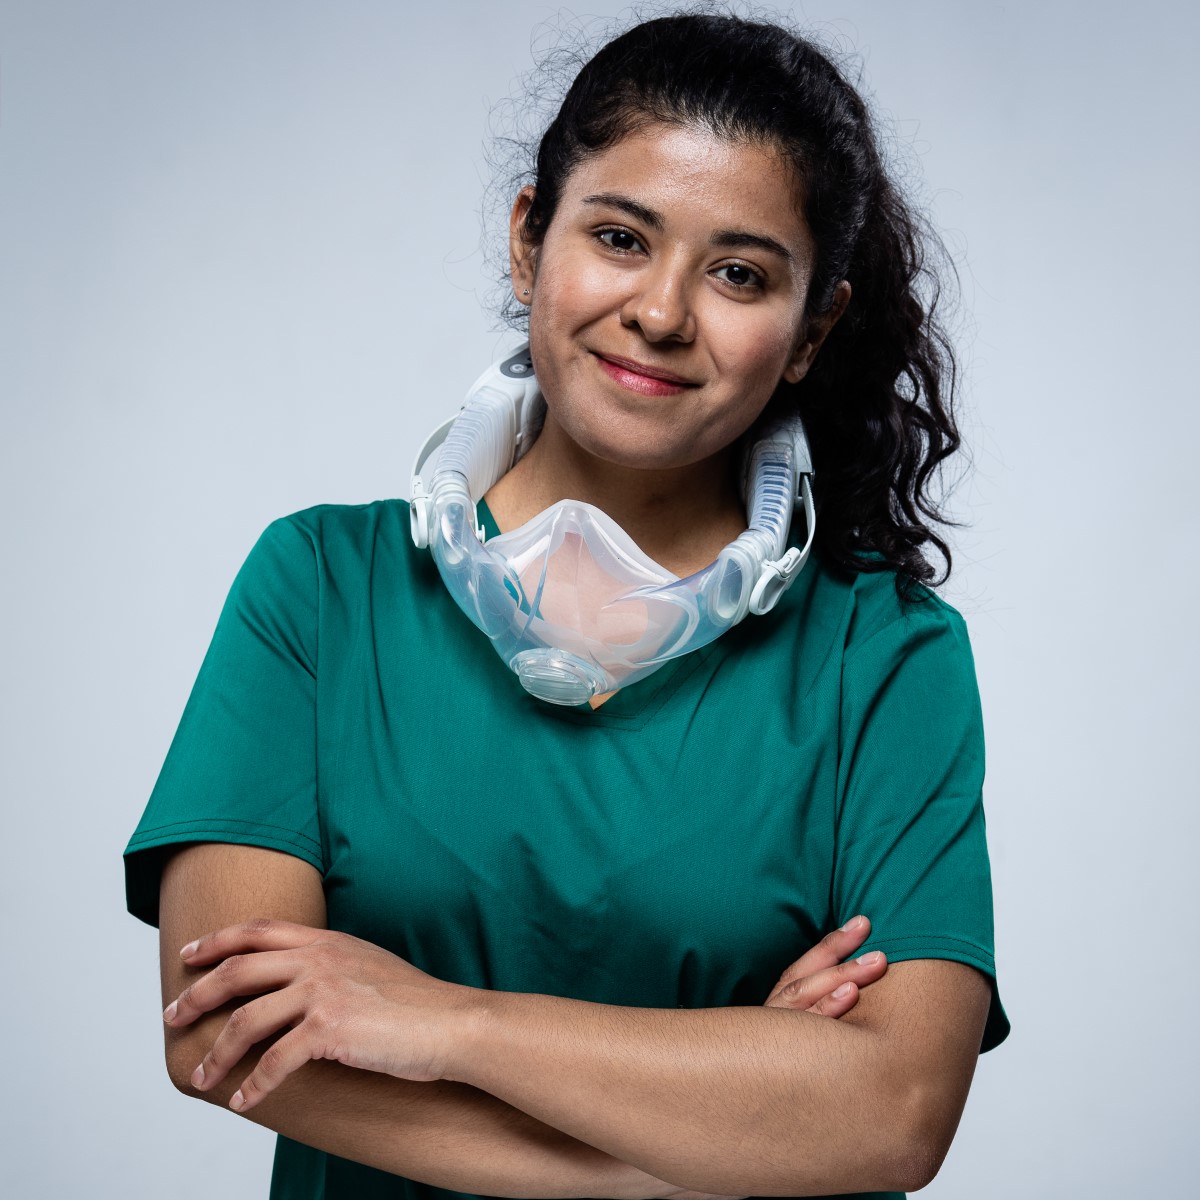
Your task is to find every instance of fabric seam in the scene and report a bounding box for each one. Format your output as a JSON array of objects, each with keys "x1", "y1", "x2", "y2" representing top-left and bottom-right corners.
[{"x1": 126, "y1": 819, "x2": 323, "y2": 856}]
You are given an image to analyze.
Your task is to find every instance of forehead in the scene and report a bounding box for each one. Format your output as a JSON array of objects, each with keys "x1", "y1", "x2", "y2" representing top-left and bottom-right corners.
[{"x1": 557, "y1": 122, "x2": 813, "y2": 259}]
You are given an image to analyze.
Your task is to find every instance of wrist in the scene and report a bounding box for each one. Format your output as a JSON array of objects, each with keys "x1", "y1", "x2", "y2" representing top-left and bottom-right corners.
[
  {"x1": 441, "y1": 983, "x2": 498, "y2": 1085},
  {"x1": 438, "y1": 990, "x2": 699, "y2": 1200}
]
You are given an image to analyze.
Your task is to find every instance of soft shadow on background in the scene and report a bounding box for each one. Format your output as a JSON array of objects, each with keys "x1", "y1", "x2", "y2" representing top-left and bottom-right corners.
[{"x1": 1, "y1": 1, "x2": 1195, "y2": 1196}]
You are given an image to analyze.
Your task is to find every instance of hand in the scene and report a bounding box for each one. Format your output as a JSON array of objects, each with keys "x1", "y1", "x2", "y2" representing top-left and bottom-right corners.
[
  {"x1": 162, "y1": 918, "x2": 478, "y2": 1112},
  {"x1": 762, "y1": 913, "x2": 888, "y2": 1015}
]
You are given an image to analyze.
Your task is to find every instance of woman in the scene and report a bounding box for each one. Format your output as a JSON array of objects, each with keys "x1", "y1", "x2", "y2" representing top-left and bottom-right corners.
[{"x1": 125, "y1": 10, "x2": 1009, "y2": 1199}]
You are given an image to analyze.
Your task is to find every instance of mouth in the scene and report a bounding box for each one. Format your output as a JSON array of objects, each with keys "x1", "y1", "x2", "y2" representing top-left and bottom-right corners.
[{"x1": 591, "y1": 352, "x2": 700, "y2": 396}]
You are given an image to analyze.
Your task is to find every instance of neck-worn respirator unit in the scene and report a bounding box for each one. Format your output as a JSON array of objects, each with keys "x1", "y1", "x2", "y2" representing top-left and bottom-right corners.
[{"x1": 410, "y1": 344, "x2": 816, "y2": 706}]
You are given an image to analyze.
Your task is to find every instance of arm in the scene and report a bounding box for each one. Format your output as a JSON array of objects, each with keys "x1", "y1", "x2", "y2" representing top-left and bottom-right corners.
[
  {"x1": 164, "y1": 844, "x2": 888, "y2": 1200},
  {"x1": 449, "y1": 958, "x2": 992, "y2": 1196},
  {"x1": 159, "y1": 845, "x2": 896, "y2": 1198},
  {"x1": 164, "y1": 859, "x2": 985, "y2": 1199},
  {"x1": 159, "y1": 842, "x2": 668, "y2": 1199}
]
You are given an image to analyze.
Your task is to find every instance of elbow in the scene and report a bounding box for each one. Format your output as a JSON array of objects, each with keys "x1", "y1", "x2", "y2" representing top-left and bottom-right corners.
[
  {"x1": 886, "y1": 1084, "x2": 960, "y2": 1192},
  {"x1": 839, "y1": 1136, "x2": 942, "y2": 1196},
  {"x1": 889, "y1": 1140, "x2": 945, "y2": 1194},
  {"x1": 165, "y1": 1036, "x2": 201, "y2": 1097},
  {"x1": 164, "y1": 1028, "x2": 216, "y2": 1103},
  {"x1": 164, "y1": 1020, "x2": 269, "y2": 1112}
]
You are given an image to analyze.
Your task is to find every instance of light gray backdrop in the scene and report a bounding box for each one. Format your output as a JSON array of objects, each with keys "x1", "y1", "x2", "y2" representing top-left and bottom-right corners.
[{"x1": 2, "y1": 1, "x2": 1195, "y2": 1196}]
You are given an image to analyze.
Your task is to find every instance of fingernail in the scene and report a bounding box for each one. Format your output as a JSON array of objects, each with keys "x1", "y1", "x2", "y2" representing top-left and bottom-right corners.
[
  {"x1": 180, "y1": 940, "x2": 199, "y2": 958},
  {"x1": 840, "y1": 916, "x2": 864, "y2": 931},
  {"x1": 230, "y1": 1090, "x2": 244, "y2": 1110},
  {"x1": 191, "y1": 1063, "x2": 205, "y2": 1088},
  {"x1": 162, "y1": 1001, "x2": 178, "y2": 1023},
  {"x1": 832, "y1": 982, "x2": 853, "y2": 998},
  {"x1": 856, "y1": 951, "x2": 882, "y2": 965}
]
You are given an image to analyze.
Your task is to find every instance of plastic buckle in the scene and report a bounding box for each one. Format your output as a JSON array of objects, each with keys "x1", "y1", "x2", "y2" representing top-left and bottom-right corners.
[
  {"x1": 748, "y1": 547, "x2": 804, "y2": 615},
  {"x1": 410, "y1": 482, "x2": 431, "y2": 548}
]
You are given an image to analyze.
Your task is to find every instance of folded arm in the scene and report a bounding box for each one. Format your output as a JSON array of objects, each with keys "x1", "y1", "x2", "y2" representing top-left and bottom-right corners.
[
  {"x1": 450, "y1": 958, "x2": 992, "y2": 1196},
  {"x1": 158, "y1": 842, "x2": 988, "y2": 1197},
  {"x1": 157, "y1": 843, "x2": 666, "y2": 1199}
]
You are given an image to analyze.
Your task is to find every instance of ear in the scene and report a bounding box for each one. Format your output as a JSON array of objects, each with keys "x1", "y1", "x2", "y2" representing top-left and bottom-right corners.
[
  {"x1": 782, "y1": 280, "x2": 852, "y2": 384},
  {"x1": 509, "y1": 186, "x2": 538, "y2": 305}
]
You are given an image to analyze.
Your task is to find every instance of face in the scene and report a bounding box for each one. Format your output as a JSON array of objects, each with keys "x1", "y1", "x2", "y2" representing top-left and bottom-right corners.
[{"x1": 509, "y1": 122, "x2": 848, "y2": 474}]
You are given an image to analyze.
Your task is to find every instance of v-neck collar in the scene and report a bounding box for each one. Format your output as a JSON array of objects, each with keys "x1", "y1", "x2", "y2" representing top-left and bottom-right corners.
[{"x1": 475, "y1": 497, "x2": 724, "y2": 727}]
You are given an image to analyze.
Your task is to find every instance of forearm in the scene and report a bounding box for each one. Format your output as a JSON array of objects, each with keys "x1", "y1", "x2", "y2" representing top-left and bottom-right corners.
[
  {"x1": 450, "y1": 991, "x2": 919, "y2": 1197},
  {"x1": 156, "y1": 845, "x2": 671, "y2": 1199},
  {"x1": 167, "y1": 1016, "x2": 669, "y2": 1199}
]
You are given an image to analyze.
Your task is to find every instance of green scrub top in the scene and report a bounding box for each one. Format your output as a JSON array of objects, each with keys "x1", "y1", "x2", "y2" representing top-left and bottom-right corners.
[{"x1": 124, "y1": 498, "x2": 1010, "y2": 1200}]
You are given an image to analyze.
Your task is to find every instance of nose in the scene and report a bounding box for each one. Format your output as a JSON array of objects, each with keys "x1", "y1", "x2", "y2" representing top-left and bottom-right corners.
[{"x1": 618, "y1": 257, "x2": 696, "y2": 343}]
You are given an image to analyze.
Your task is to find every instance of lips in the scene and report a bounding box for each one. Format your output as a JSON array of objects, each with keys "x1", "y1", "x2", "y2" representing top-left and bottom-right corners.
[
  {"x1": 593, "y1": 352, "x2": 698, "y2": 386},
  {"x1": 591, "y1": 352, "x2": 703, "y2": 403}
]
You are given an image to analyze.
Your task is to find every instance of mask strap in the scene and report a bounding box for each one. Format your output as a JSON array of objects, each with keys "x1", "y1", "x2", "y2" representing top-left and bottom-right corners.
[
  {"x1": 414, "y1": 346, "x2": 817, "y2": 613},
  {"x1": 748, "y1": 474, "x2": 816, "y2": 615},
  {"x1": 411, "y1": 347, "x2": 542, "y2": 549},
  {"x1": 410, "y1": 414, "x2": 460, "y2": 548}
]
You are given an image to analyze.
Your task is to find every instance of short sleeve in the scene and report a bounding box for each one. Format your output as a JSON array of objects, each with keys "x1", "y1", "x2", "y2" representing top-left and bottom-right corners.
[
  {"x1": 833, "y1": 598, "x2": 1010, "y2": 1052},
  {"x1": 123, "y1": 515, "x2": 324, "y2": 927}
]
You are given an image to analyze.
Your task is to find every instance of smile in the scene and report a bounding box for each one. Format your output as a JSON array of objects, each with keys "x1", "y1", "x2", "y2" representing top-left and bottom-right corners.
[{"x1": 592, "y1": 353, "x2": 698, "y2": 397}]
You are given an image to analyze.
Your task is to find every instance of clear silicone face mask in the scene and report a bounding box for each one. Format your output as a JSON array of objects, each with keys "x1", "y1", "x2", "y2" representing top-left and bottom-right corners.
[{"x1": 410, "y1": 343, "x2": 816, "y2": 706}]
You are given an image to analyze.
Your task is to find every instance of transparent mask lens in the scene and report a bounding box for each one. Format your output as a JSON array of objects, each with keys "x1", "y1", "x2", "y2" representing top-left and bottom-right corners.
[
  {"x1": 704, "y1": 545, "x2": 755, "y2": 625},
  {"x1": 474, "y1": 557, "x2": 529, "y2": 630},
  {"x1": 420, "y1": 390, "x2": 810, "y2": 702}
]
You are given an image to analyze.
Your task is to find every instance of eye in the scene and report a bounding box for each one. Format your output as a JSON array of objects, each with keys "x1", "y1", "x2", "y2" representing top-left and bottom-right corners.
[
  {"x1": 596, "y1": 227, "x2": 646, "y2": 253},
  {"x1": 712, "y1": 262, "x2": 765, "y2": 290}
]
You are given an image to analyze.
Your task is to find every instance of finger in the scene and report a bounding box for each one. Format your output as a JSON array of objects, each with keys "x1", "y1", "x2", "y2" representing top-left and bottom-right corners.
[
  {"x1": 191, "y1": 990, "x2": 307, "y2": 1092},
  {"x1": 164, "y1": 949, "x2": 298, "y2": 1027},
  {"x1": 764, "y1": 916, "x2": 872, "y2": 1003},
  {"x1": 807, "y1": 981, "x2": 858, "y2": 1018},
  {"x1": 179, "y1": 917, "x2": 325, "y2": 966},
  {"x1": 765, "y1": 915, "x2": 871, "y2": 1001},
  {"x1": 764, "y1": 950, "x2": 888, "y2": 1011},
  {"x1": 229, "y1": 1023, "x2": 323, "y2": 1113}
]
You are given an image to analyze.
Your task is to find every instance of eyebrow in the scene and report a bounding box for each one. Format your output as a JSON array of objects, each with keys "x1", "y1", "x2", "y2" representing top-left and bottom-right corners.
[{"x1": 581, "y1": 192, "x2": 795, "y2": 264}]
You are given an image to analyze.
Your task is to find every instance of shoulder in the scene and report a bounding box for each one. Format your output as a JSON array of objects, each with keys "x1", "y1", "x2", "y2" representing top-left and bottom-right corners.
[
  {"x1": 784, "y1": 555, "x2": 979, "y2": 721},
  {"x1": 735, "y1": 549, "x2": 972, "y2": 714},
  {"x1": 833, "y1": 566, "x2": 983, "y2": 761},
  {"x1": 839, "y1": 563, "x2": 972, "y2": 665},
  {"x1": 238, "y1": 499, "x2": 450, "y2": 646},
  {"x1": 776, "y1": 546, "x2": 971, "y2": 665},
  {"x1": 266, "y1": 498, "x2": 413, "y2": 552},
  {"x1": 250, "y1": 499, "x2": 424, "y2": 583},
  {"x1": 225, "y1": 499, "x2": 423, "y2": 623}
]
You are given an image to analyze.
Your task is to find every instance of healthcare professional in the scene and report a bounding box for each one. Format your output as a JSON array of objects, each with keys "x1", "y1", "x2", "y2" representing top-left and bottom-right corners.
[{"x1": 125, "y1": 11, "x2": 1010, "y2": 1200}]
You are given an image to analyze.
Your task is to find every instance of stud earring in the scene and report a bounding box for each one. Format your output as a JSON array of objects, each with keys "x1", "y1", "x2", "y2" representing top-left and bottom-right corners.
[{"x1": 522, "y1": 289, "x2": 530, "y2": 296}]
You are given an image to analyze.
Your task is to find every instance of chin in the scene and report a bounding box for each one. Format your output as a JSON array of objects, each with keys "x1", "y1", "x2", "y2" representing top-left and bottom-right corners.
[{"x1": 584, "y1": 430, "x2": 718, "y2": 474}]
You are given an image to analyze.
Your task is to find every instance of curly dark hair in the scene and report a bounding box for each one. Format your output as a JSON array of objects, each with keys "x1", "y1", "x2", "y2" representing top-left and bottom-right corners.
[{"x1": 490, "y1": 7, "x2": 966, "y2": 589}]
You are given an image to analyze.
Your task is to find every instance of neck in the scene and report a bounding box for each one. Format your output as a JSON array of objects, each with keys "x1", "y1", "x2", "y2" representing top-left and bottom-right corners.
[{"x1": 483, "y1": 412, "x2": 748, "y2": 576}]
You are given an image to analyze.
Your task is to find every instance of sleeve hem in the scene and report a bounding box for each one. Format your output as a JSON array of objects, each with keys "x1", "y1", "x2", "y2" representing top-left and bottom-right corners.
[
  {"x1": 126, "y1": 818, "x2": 323, "y2": 860},
  {"x1": 123, "y1": 822, "x2": 326, "y2": 929},
  {"x1": 855, "y1": 932, "x2": 993, "y2": 966},
  {"x1": 855, "y1": 935, "x2": 1011, "y2": 1054}
]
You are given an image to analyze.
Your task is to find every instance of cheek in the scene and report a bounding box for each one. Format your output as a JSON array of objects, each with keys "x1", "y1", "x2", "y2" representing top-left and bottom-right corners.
[
  {"x1": 710, "y1": 310, "x2": 802, "y2": 386},
  {"x1": 536, "y1": 252, "x2": 621, "y2": 322}
]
